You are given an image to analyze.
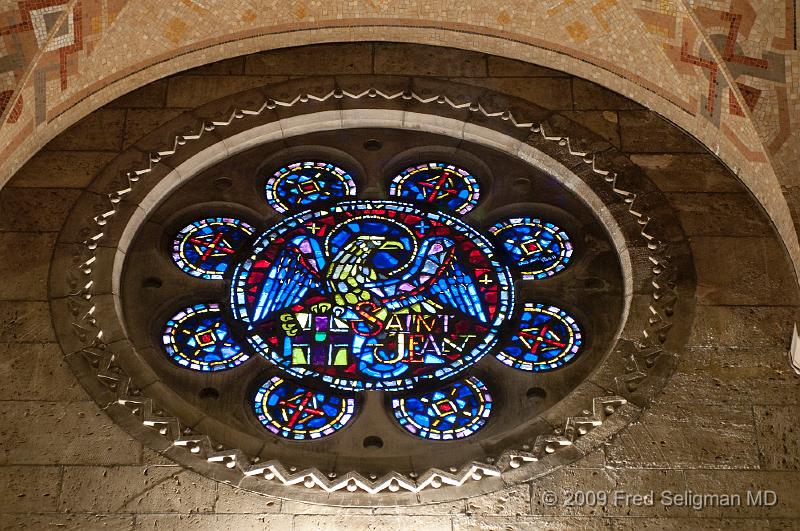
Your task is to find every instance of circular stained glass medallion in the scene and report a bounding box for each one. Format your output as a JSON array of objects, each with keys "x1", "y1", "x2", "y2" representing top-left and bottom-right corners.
[
  {"x1": 253, "y1": 376, "x2": 356, "y2": 440},
  {"x1": 265, "y1": 161, "x2": 357, "y2": 214},
  {"x1": 489, "y1": 217, "x2": 573, "y2": 280},
  {"x1": 391, "y1": 376, "x2": 492, "y2": 440},
  {"x1": 230, "y1": 200, "x2": 513, "y2": 392},
  {"x1": 172, "y1": 218, "x2": 255, "y2": 280},
  {"x1": 162, "y1": 303, "x2": 249, "y2": 371},
  {"x1": 389, "y1": 162, "x2": 480, "y2": 214},
  {"x1": 495, "y1": 303, "x2": 583, "y2": 372}
]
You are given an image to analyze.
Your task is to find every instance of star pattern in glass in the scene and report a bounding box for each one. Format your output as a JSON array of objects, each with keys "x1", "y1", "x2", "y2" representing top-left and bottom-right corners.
[
  {"x1": 489, "y1": 217, "x2": 573, "y2": 280},
  {"x1": 162, "y1": 303, "x2": 249, "y2": 371},
  {"x1": 496, "y1": 303, "x2": 583, "y2": 371},
  {"x1": 265, "y1": 161, "x2": 357, "y2": 214},
  {"x1": 172, "y1": 218, "x2": 254, "y2": 279},
  {"x1": 253, "y1": 376, "x2": 356, "y2": 440},
  {"x1": 391, "y1": 376, "x2": 492, "y2": 440},
  {"x1": 389, "y1": 162, "x2": 480, "y2": 214}
]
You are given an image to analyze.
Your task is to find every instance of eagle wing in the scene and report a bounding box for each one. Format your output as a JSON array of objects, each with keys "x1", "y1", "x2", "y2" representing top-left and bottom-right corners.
[
  {"x1": 429, "y1": 258, "x2": 488, "y2": 323},
  {"x1": 372, "y1": 236, "x2": 488, "y2": 323},
  {"x1": 251, "y1": 235, "x2": 325, "y2": 322}
]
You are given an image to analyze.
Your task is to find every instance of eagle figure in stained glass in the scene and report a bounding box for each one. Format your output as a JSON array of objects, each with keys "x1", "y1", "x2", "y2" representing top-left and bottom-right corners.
[{"x1": 251, "y1": 224, "x2": 487, "y2": 326}]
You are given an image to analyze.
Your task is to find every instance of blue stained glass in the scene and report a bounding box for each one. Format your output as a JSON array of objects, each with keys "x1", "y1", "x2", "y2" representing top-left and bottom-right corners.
[
  {"x1": 229, "y1": 200, "x2": 514, "y2": 392},
  {"x1": 495, "y1": 303, "x2": 583, "y2": 372},
  {"x1": 389, "y1": 163, "x2": 480, "y2": 214},
  {"x1": 172, "y1": 218, "x2": 254, "y2": 280},
  {"x1": 162, "y1": 303, "x2": 249, "y2": 372},
  {"x1": 253, "y1": 376, "x2": 356, "y2": 440},
  {"x1": 489, "y1": 217, "x2": 573, "y2": 280},
  {"x1": 391, "y1": 376, "x2": 492, "y2": 440},
  {"x1": 265, "y1": 161, "x2": 357, "y2": 214},
  {"x1": 158, "y1": 154, "x2": 594, "y2": 449}
]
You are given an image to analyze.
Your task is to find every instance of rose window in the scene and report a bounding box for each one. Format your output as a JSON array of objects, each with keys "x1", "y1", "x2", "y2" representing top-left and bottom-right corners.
[
  {"x1": 230, "y1": 199, "x2": 512, "y2": 395},
  {"x1": 163, "y1": 161, "x2": 572, "y2": 438},
  {"x1": 120, "y1": 129, "x2": 624, "y2": 478}
]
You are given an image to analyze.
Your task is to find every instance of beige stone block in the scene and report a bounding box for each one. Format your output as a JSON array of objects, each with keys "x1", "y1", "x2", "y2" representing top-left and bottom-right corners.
[
  {"x1": 629, "y1": 154, "x2": 743, "y2": 193},
  {"x1": 0, "y1": 233, "x2": 57, "y2": 300},
  {"x1": 781, "y1": 186, "x2": 800, "y2": 237},
  {"x1": 659, "y1": 355, "x2": 760, "y2": 408},
  {"x1": 0, "y1": 513, "x2": 134, "y2": 530},
  {"x1": 605, "y1": 401, "x2": 760, "y2": 470},
  {"x1": 0, "y1": 401, "x2": 140, "y2": 465},
  {"x1": 214, "y1": 483, "x2": 281, "y2": 513},
  {"x1": 0, "y1": 465, "x2": 60, "y2": 513},
  {"x1": 0, "y1": 188, "x2": 81, "y2": 232},
  {"x1": 566, "y1": 450, "x2": 607, "y2": 469},
  {"x1": 246, "y1": 43, "x2": 372, "y2": 76},
  {"x1": 573, "y1": 79, "x2": 642, "y2": 110},
  {"x1": 450, "y1": 77, "x2": 572, "y2": 110},
  {"x1": 107, "y1": 80, "x2": 168, "y2": 109},
  {"x1": 375, "y1": 43, "x2": 486, "y2": 77},
  {"x1": 465, "y1": 484, "x2": 530, "y2": 516},
  {"x1": 608, "y1": 518, "x2": 770, "y2": 529},
  {"x1": 530, "y1": 468, "x2": 689, "y2": 517},
  {"x1": 123, "y1": 109, "x2": 187, "y2": 149},
  {"x1": 561, "y1": 110, "x2": 621, "y2": 148},
  {"x1": 46, "y1": 109, "x2": 126, "y2": 151},
  {"x1": 293, "y1": 515, "x2": 453, "y2": 531},
  {"x1": 687, "y1": 306, "x2": 798, "y2": 349},
  {"x1": 132, "y1": 514, "x2": 292, "y2": 530},
  {"x1": 770, "y1": 519, "x2": 800, "y2": 529},
  {"x1": 666, "y1": 192, "x2": 771, "y2": 237},
  {"x1": 280, "y1": 500, "x2": 372, "y2": 515},
  {"x1": 8, "y1": 151, "x2": 117, "y2": 189},
  {"x1": 619, "y1": 111, "x2": 706, "y2": 153},
  {"x1": 666, "y1": 348, "x2": 799, "y2": 407},
  {"x1": 683, "y1": 470, "x2": 800, "y2": 518},
  {"x1": 140, "y1": 448, "x2": 179, "y2": 466},
  {"x1": 165, "y1": 75, "x2": 287, "y2": 108},
  {"x1": 0, "y1": 301, "x2": 56, "y2": 342},
  {"x1": 690, "y1": 236, "x2": 799, "y2": 306},
  {"x1": 454, "y1": 515, "x2": 609, "y2": 530},
  {"x1": 0, "y1": 342, "x2": 84, "y2": 401},
  {"x1": 754, "y1": 405, "x2": 800, "y2": 470},
  {"x1": 59, "y1": 467, "x2": 215, "y2": 513},
  {"x1": 374, "y1": 499, "x2": 466, "y2": 516}
]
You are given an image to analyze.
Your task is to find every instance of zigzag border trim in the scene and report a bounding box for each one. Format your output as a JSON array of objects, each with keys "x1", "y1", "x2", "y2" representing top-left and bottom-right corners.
[{"x1": 62, "y1": 86, "x2": 677, "y2": 494}]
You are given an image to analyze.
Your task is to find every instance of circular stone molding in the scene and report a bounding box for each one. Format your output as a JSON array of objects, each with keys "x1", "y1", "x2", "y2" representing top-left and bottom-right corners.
[{"x1": 50, "y1": 80, "x2": 689, "y2": 504}]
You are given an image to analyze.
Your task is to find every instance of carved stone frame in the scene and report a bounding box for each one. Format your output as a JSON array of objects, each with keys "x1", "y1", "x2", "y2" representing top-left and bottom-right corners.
[{"x1": 50, "y1": 79, "x2": 691, "y2": 505}]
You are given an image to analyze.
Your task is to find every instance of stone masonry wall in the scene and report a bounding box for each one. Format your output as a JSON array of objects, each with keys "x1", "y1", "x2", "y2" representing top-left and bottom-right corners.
[{"x1": 0, "y1": 43, "x2": 798, "y2": 530}]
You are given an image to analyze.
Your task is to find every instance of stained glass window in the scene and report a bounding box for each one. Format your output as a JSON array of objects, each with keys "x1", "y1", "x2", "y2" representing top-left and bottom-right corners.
[
  {"x1": 172, "y1": 218, "x2": 254, "y2": 280},
  {"x1": 162, "y1": 303, "x2": 249, "y2": 371},
  {"x1": 489, "y1": 217, "x2": 573, "y2": 279},
  {"x1": 265, "y1": 161, "x2": 357, "y2": 214},
  {"x1": 389, "y1": 162, "x2": 480, "y2": 214},
  {"x1": 230, "y1": 200, "x2": 513, "y2": 392},
  {"x1": 495, "y1": 303, "x2": 583, "y2": 371},
  {"x1": 153, "y1": 153, "x2": 592, "y2": 451},
  {"x1": 391, "y1": 376, "x2": 492, "y2": 440},
  {"x1": 253, "y1": 376, "x2": 356, "y2": 440}
]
